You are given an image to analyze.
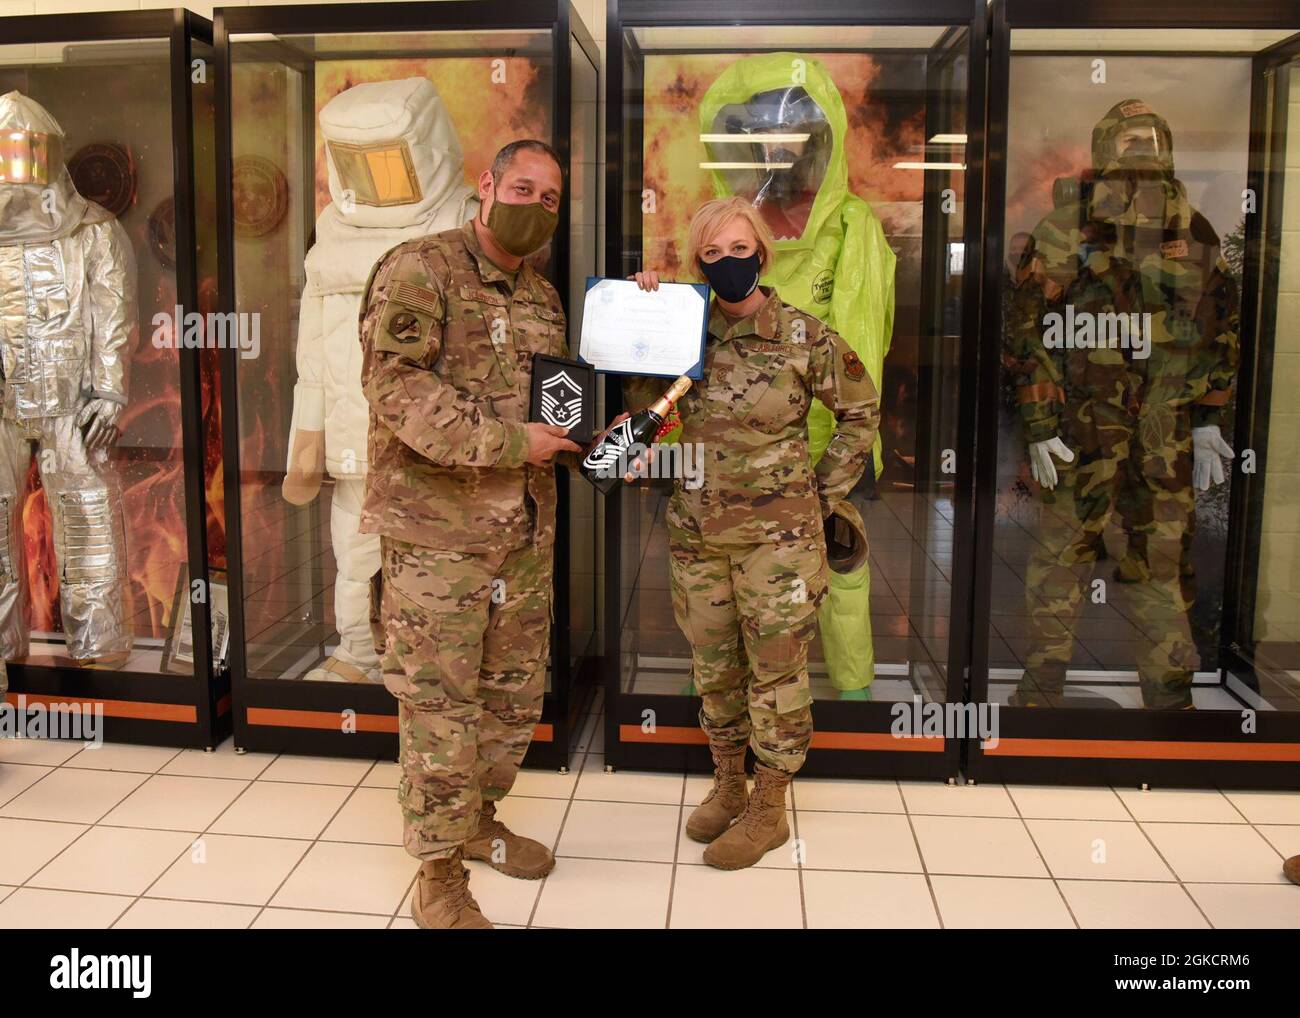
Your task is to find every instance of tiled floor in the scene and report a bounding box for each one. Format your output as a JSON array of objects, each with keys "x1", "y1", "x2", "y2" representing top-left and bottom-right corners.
[{"x1": 2, "y1": 690, "x2": 1298, "y2": 929}]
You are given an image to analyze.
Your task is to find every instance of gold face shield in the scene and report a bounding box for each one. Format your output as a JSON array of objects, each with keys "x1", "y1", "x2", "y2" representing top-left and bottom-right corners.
[
  {"x1": 326, "y1": 138, "x2": 422, "y2": 207},
  {"x1": 0, "y1": 129, "x2": 61, "y2": 185}
]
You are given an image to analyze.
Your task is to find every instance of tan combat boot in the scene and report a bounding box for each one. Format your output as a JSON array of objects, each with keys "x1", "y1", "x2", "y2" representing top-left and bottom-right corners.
[
  {"x1": 685, "y1": 742, "x2": 748, "y2": 843},
  {"x1": 702, "y1": 762, "x2": 791, "y2": 870},
  {"x1": 410, "y1": 849, "x2": 493, "y2": 929},
  {"x1": 464, "y1": 800, "x2": 556, "y2": 879}
]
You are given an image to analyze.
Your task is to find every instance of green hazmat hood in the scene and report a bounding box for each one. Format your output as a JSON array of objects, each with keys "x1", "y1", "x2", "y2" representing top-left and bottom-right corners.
[{"x1": 699, "y1": 52, "x2": 849, "y2": 250}]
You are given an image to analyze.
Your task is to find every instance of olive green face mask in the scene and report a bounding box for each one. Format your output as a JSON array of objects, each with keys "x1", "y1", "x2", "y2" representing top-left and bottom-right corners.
[{"x1": 484, "y1": 197, "x2": 558, "y2": 257}]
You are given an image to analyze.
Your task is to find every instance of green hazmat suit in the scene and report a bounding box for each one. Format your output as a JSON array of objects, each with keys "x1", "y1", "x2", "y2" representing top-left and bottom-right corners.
[{"x1": 699, "y1": 53, "x2": 896, "y2": 693}]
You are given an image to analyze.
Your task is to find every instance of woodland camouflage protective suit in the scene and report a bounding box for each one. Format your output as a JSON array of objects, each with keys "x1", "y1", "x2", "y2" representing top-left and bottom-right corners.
[
  {"x1": 700, "y1": 54, "x2": 896, "y2": 692},
  {"x1": 1005, "y1": 98, "x2": 1239, "y2": 708}
]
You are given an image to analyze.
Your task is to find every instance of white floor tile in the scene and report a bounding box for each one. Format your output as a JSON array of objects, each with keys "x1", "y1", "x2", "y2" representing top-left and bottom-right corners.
[
  {"x1": 931, "y1": 875, "x2": 1074, "y2": 929},
  {"x1": 1187, "y1": 883, "x2": 1300, "y2": 928},
  {"x1": 557, "y1": 800, "x2": 679, "y2": 863},
  {"x1": 258, "y1": 755, "x2": 374, "y2": 787},
  {"x1": 532, "y1": 858, "x2": 672, "y2": 929},
  {"x1": 0, "y1": 768, "x2": 146, "y2": 823},
  {"x1": 795, "y1": 811, "x2": 923, "y2": 873},
  {"x1": 1058, "y1": 881, "x2": 1209, "y2": 929},
  {"x1": 29, "y1": 826, "x2": 194, "y2": 896},
  {"x1": 574, "y1": 758, "x2": 683, "y2": 805},
  {"x1": 252, "y1": 908, "x2": 391, "y2": 929},
  {"x1": 0, "y1": 763, "x2": 51, "y2": 806},
  {"x1": 0, "y1": 817, "x2": 89, "y2": 883},
  {"x1": 271, "y1": 841, "x2": 413, "y2": 914},
  {"x1": 669, "y1": 865, "x2": 803, "y2": 928},
  {"x1": 361, "y1": 761, "x2": 400, "y2": 789},
  {"x1": 160, "y1": 742, "x2": 276, "y2": 780},
  {"x1": 64, "y1": 743, "x2": 181, "y2": 774},
  {"x1": 912, "y1": 816, "x2": 1048, "y2": 877},
  {"x1": 148, "y1": 833, "x2": 310, "y2": 906},
  {"x1": 1027, "y1": 819, "x2": 1175, "y2": 881},
  {"x1": 0, "y1": 887, "x2": 132, "y2": 929},
  {"x1": 508, "y1": 764, "x2": 580, "y2": 800},
  {"x1": 793, "y1": 778, "x2": 905, "y2": 814},
  {"x1": 1006, "y1": 785, "x2": 1129, "y2": 821},
  {"x1": 1256, "y1": 825, "x2": 1300, "y2": 862},
  {"x1": 114, "y1": 898, "x2": 258, "y2": 929},
  {"x1": 101, "y1": 775, "x2": 249, "y2": 831},
  {"x1": 321, "y1": 786, "x2": 402, "y2": 846},
  {"x1": 803, "y1": 871, "x2": 940, "y2": 928},
  {"x1": 210, "y1": 781, "x2": 351, "y2": 840},
  {"x1": 0, "y1": 738, "x2": 83, "y2": 766},
  {"x1": 1223, "y1": 790, "x2": 1300, "y2": 825},
  {"x1": 1142, "y1": 823, "x2": 1289, "y2": 883},
  {"x1": 901, "y1": 782, "x2": 1018, "y2": 817},
  {"x1": 388, "y1": 916, "x2": 419, "y2": 929},
  {"x1": 1115, "y1": 788, "x2": 1243, "y2": 824}
]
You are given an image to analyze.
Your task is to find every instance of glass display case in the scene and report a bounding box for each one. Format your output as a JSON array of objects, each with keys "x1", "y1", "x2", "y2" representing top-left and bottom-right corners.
[
  {"x1": 215, "y1": 1, "x2": 600, "y2": 767},
  {"x1": 971, "y1": 0, "x2": 1300, "y2": 786},
  {"x1": 603, "y1": 0, "x2": 988, "y2": 778},
  {"x1": 0, "y1": 9, "x2": 224, "y2": 748}
]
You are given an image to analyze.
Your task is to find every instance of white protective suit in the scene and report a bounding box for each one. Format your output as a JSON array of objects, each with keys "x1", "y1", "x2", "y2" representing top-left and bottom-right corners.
[{"x1": 283, "y1": 78, "x2": 476, "y2": 683}]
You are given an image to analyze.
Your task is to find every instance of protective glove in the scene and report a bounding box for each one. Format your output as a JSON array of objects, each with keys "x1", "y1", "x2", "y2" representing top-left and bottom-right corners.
[
  {"x1": 1028, "y1": 436, "x2": 1075, "y2": 491},
  {"x1": 1192, "y1": 425, "x2": 1234, "y2": 491},
  {"x1": 76, "y1": 398, "x2": 124, "y2": 453}
]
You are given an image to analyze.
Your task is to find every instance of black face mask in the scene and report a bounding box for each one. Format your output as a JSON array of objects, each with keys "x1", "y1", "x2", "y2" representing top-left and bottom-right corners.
[{"x1": 700, "y1": 252, "x2": 761, "y2": 303}]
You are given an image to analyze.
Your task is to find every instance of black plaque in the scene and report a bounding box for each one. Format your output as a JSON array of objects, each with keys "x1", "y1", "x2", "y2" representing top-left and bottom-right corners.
[{"x1": 530, "y1": 354, "x2": 595, "y2": 445}]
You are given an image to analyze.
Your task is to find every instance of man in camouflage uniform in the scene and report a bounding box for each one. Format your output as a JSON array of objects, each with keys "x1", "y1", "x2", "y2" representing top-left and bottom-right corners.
[
  {"x1": 627, "y1": 264, "x2": 878, "y2": 869},
  {"x1": 1005, "y1": 99, "x2": 1239, "y2": 710},
  {"x1": 359, "y1": 140, "x2": 579, "y2": 929}
]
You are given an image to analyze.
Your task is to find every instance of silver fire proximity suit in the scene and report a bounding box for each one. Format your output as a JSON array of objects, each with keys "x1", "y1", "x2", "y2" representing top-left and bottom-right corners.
[{"x1": 0, "y1": 91, "x2": 136, "y2": 668}]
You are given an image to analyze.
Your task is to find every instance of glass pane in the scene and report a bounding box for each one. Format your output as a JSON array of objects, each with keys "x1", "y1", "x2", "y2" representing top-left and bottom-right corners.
[
  {"x1": 0, "y1": 39, "x2": 195, "y2": 676},
  {"x1": 227, "y1": 31, "x2": 554, "y2": 681},
  {"x1": 994, "y1": 29, "x2": 1260, "y2": 710},
  {"x1": 569, "y1": 38, "x2": 600, "y2": 670},
  {"x1": 615, "y1": 25, "x2": 969, "y2": 706},
  {"x1": 1233, "y1": 54, "x2": 1300, "y2": 710}
]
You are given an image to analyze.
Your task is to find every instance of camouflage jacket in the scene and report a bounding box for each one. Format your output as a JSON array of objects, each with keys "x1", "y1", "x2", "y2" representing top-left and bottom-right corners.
[
  {"x1": 629, "y1": 287, "x2": 879, "y2": 545},
  {"x1": 1006, "y1": 183, "x2": 1239, "y2": 445},
  {"x1": 358, "y1": 220, "x2": 567, "y2": 552}
]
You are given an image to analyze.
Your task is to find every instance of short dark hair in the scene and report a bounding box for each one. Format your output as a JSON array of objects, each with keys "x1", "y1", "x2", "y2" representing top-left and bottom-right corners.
[{"x1": 490, "y1": 139, "x2": 562, "y2": 184}]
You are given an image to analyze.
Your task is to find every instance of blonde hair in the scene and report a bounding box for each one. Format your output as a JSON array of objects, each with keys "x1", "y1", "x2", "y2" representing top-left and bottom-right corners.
[{"x1": 685, "y1": 197, "x2": 776, "y2": 282}]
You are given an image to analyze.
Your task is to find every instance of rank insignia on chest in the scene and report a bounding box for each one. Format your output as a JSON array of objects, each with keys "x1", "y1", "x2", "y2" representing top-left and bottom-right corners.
[
  {"x1": 1160, "y1": 239, "x2": 1189, "y2": 259},
  {"x1": 386, "y1": 311, "x2": 421, "y2": 343},
  {"x1": 530, "y1": 353, "x2": 596, "y2": 444},
  {"x1": 842, "y1": 350, "x2": 866, "y2": 381}
]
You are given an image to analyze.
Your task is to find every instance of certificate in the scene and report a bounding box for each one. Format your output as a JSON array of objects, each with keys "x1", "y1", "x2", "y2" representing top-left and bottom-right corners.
[{"x1": 578, "y1": 276, "x2": 709, "y2": 380}]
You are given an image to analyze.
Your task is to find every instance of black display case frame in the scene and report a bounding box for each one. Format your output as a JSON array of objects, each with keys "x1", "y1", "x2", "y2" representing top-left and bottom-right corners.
[
  {"x1": 968, "y1": 0, "x2": 1300, "y2": 789},
  {"x1": 0, "y1": 9, "x2": 225, "y2": 750},
  {"x1": 602, "y1": 0, "x2": 990, "y2": 780},
  {"x1": 213, "y1": 0, "x2": 601, "y2": 768}
]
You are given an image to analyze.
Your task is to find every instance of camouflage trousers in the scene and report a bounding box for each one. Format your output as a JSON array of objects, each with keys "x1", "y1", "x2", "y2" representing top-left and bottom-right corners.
[
  {"x1": 378, "y1": 535, "x2": 551, "y2": 860},
  {"x1": 1020, "y1": 405, "x2": 1198, "y2": 709},
  {"x1": 668, "y1": 520, "x2": 827, "y2": 773}
]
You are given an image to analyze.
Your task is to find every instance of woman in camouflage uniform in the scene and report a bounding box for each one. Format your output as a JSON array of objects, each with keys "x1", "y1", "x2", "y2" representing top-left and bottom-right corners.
[{"x1": 625, "y1": 197, "x2": 879, "y2": 869}]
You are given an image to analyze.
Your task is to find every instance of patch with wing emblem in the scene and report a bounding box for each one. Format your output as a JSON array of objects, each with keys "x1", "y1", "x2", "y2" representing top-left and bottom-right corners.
[
  {"x1": 387, "y1": 311, "x2": 421, "y2": 342},
  {"x1": 842, "y1": 350, "x2": 866, "y2": 381}
]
